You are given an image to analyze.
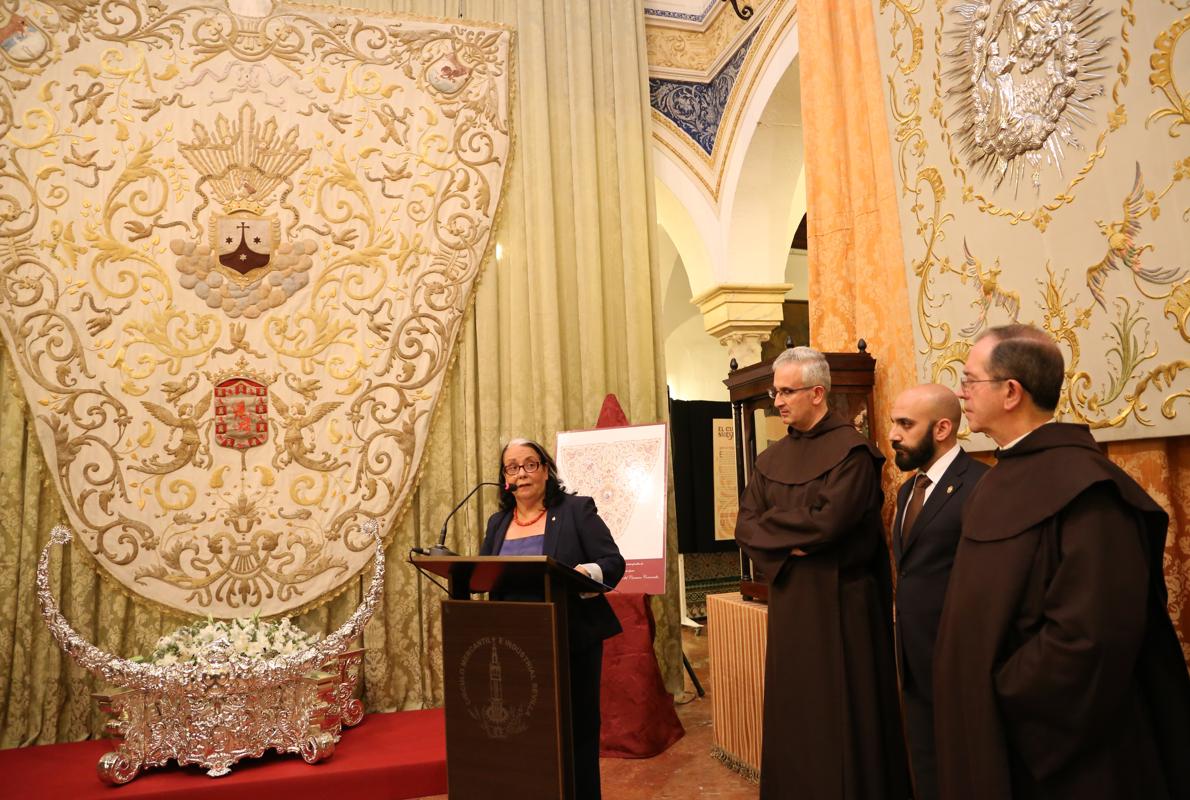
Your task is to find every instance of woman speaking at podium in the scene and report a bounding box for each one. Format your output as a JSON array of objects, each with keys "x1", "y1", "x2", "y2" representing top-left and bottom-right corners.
[{"x1": 480, "y1": 438, "x2": 625, "y2": 800}]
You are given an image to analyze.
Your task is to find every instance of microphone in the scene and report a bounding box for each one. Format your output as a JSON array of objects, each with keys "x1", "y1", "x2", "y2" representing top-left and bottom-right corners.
[{"x1": 414, "y1": 481, "x2": 503, "y2": 556}]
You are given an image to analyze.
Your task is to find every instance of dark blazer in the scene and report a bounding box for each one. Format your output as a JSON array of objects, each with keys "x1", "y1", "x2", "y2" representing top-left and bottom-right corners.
[
  {"x1": 481, "y1": 493, "x2": 626, "y2": 651},
  {"x1": 892, "y1": 447, "x2": 988, "y2": 696}
]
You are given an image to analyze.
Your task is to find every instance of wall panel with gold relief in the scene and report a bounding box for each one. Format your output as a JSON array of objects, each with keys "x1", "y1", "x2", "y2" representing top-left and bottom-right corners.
[
  {"x1": 0, "y1": 0, "x2": 511, "y2": 616},
  {"x1": 871, "y1": 0, "x2": 1189, "y2": 444}
]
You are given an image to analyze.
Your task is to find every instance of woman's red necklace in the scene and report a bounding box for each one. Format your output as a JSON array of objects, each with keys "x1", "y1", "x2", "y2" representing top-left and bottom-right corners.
[{"x1": 513, "y1": 506, "x2": 547, "y2": 527}]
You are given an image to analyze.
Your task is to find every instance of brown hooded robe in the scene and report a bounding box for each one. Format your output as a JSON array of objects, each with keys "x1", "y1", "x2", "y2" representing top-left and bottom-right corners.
[
  {"x1": 934, "y1": 423, "x2": 1190, "y2": 800},
  {"x1": 736, "y1": 411, "x2": 909, "y2": 800}
]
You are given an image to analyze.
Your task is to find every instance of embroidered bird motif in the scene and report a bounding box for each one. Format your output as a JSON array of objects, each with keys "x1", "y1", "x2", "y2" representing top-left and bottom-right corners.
[
  {"x1": 1086, "y1": 164, "x2": 1185, "y2": 309},
  {"x1": 958, "y1": 239, "x2": 1021, "y2": 337}
]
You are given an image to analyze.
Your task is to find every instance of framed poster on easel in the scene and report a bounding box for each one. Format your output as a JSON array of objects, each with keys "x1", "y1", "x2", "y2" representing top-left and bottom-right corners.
[{"x1": 555, "y1": 423, "x2": 668, "y2": 594}]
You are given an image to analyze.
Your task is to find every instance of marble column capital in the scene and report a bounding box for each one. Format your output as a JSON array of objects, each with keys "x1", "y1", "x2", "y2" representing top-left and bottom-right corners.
[{"x1": 690, "y1": 283, "x2": 793, "y2": 367}]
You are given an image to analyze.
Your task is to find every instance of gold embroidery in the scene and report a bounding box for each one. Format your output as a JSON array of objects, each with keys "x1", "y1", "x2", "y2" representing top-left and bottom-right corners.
[
  {"x1": 1148, "y1": 14, "x2": 1190, "y2": 137},
  {"x1": 0, "y1": 0, "x2": 513, "y2": 615}
]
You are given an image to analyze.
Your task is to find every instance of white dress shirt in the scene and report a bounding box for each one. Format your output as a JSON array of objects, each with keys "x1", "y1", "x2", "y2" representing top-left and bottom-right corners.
[{"x1": 900, "y1": 444, "x2": 961, "y2": 536}]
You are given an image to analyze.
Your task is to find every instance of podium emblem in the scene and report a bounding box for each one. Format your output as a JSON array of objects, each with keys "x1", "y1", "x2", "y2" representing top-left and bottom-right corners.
[{"x1": 458, "y1": 636, "x2": 538, "y2": 739}]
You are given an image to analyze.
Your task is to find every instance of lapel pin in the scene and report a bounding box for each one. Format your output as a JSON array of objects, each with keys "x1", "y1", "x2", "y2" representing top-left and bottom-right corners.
[
  {"x1": 551, "y1": 516, "x2": 556, "y2": 522},
  {"x1": 946, "y1": 485, "x2": 954, "y2": 495}
]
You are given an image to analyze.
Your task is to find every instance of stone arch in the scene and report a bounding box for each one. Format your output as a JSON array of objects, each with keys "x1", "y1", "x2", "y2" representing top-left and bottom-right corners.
[{"x1": 722, "y1": 36, "x2": 804, "y2": 288}]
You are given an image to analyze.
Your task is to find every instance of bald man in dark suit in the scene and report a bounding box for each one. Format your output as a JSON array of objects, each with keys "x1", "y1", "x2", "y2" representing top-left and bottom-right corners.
[{"x1": 889, "y1": 384, "x2": 987, "y2": 800}]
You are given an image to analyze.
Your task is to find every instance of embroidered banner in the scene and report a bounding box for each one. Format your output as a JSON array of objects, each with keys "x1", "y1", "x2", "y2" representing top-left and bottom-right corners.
[
  {"x1": 0, "y1": 0, "x2": 512, "y2": 615},
  {"x1": 871, "y1": 0, "x2": 1189, "y2": 444}
]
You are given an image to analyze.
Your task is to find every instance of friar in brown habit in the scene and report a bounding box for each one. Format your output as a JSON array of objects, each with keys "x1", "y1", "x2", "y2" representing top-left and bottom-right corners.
[
  {"x1": 935, "y1": 324, "x2": 1190, "y2": 800},
  {"x1": 735, "y1": 346, "x2": 908, "y2": 800}
]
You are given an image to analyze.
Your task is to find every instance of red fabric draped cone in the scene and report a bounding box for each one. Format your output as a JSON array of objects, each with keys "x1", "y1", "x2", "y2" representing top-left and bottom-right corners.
[{"x1": 595, "y1": 394, "x2": 684, "y2": 757}]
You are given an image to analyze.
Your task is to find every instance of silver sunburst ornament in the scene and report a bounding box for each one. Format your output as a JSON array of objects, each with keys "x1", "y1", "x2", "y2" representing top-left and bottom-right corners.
[{"x1": 943, "y1": 0, "x2": 1112, "y2": 192}]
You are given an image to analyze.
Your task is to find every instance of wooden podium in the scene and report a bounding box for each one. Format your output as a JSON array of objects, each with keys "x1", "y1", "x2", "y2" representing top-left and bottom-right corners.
[{"x1": 413, "y1": 555, "x2": 609, "y2": 800}]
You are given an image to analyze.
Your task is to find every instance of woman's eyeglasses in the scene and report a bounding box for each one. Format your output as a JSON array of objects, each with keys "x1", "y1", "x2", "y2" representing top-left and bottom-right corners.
[{"x1": 502, "y1": 460, "x2": 542, "y2": 476}]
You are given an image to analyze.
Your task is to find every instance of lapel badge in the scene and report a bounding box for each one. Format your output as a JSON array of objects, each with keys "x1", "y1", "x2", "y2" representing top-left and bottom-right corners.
[{"x1": 946, "y1": 485, "x2": 954, "y2": 495}]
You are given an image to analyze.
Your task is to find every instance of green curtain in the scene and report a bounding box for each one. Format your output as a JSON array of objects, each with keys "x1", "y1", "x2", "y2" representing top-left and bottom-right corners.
[{"x1": 0, "y1": 0, "x2": 682, "y2": 747}]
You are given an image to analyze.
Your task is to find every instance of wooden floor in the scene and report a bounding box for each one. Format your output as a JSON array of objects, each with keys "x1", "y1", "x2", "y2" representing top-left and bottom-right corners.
[{"x1": 417, "y1": 624, "x2": 759, "y2": 799}]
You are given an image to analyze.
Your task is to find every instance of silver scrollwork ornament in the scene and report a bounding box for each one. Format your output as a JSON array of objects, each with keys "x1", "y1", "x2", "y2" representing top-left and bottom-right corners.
[{"x1": 38, "y1": 520, "x2": 384, "y2": 783}]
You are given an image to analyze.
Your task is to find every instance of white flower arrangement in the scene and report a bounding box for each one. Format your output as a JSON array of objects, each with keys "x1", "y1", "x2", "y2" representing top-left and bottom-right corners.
[{"x1": 146, "y1": 615, "x2": 321, "y2": 665}]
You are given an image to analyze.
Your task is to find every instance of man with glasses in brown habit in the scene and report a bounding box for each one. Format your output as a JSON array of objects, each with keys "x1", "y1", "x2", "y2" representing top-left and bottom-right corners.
[
  {"x1": 735, "y1": 346, "x2": 908, "y2": 800},
  {"x1": 934, "y1": 324, "x2": 1190, "y2": 800}
]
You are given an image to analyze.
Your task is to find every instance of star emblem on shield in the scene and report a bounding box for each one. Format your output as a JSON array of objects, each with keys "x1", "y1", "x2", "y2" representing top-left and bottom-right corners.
[
  {"x1": 170, "y1": 103, "x2": 316, "y2": 319},
  {"x1": 216, "y1": 214, "x2": 275, "y2": 276}
]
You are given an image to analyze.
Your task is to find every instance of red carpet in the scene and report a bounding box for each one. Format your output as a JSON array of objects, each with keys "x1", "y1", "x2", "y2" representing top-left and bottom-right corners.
[{"x1": 0, "y1": 709, "x2": 446, "y2": 800}]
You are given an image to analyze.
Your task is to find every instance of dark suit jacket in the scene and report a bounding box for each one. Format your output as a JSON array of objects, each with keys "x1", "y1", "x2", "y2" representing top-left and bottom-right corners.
[
  {"x1": 892, "y1": 448, "x2": 988, "y2": 695},
  {"x1": 481, "y1": 493, "x2": 625, "y2": 651}
]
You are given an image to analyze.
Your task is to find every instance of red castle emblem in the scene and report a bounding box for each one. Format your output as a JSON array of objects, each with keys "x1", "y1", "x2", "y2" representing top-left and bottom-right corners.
[{"x1": 213, "y1": 376, "x2": 269, "y2": 450}]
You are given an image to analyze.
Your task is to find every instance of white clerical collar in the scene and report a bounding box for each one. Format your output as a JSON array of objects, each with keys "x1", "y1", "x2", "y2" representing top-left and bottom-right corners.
[
  {"x1": 999, "y1": 420, "x2": 1052, "y2": 452},
  {"x1": 919, "y1": 442, "x2": 960, "y2": 486}
]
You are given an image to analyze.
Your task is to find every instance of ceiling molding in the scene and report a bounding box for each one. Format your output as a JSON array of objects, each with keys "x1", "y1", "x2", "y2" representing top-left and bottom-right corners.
[
  {"x1": 644, "y1": 0, "x2": 722, "y2": 27},
  {"x1": 649, "y1": 0, "x2": 797, "y2": 205},
  {"x1": 649, "y1": 31, "x2": 757, "y2": 158},
  {"x1": 646, "y1": 0, "x2": 771, "y2": 81}
]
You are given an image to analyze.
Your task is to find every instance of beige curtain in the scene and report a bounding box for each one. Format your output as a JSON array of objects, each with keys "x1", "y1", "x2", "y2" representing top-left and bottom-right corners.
[
  {"x1": 798, "y1": 0, "x2": 1190, "y2": 657},
  {"x1": 0, "y1": 0, "x2": 682, "y2": 747}
]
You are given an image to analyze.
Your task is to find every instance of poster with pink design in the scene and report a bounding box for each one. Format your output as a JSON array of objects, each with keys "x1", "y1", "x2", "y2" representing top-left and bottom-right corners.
[{"x1": 555, "y1": 423, "x2": 668, "y2": 594}]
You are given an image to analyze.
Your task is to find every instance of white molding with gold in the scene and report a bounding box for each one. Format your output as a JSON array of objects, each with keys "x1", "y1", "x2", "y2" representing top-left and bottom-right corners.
[
  {"x1": 646, "y1": 0, "x2": 763, "y2": 82},
  {"x1": 653, "y1": 1, "x2": 801, "y2": 302}
]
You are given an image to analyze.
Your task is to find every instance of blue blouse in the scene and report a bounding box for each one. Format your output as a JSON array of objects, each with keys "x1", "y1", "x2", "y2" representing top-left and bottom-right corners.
[{"x1": 498, "y1": 533, "x2": 545, "y2": 556}]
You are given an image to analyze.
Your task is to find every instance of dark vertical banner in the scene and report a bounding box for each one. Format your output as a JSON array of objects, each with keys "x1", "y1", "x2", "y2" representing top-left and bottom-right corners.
[{"x1": 670, "y1": 399, "x2": 736, "y2": 554}]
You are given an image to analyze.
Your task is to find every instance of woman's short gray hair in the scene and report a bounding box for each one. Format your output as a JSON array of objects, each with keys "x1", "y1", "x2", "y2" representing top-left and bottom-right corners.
[{"x1": 772, "y1": 346, "x2": 831, "y2": 391}]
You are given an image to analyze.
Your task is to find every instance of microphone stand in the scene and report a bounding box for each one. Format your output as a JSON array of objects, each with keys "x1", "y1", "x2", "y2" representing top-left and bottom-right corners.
[{"x1": 419, "y1": 481, "x2": 503, "y2": 556}]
